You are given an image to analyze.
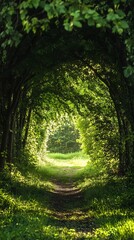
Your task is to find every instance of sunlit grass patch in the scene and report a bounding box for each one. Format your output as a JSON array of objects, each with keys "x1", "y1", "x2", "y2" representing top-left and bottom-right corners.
[
  {"x1": 46, "y1": 151, "x2": 88, "y2": 160},
  {"x1": 81, "y1": 176, "x2": 134, "y2": 239},
  {"x1": 94, "y1": 218, "x2": 134, "y2": 240},
  {"x1": 37, "y1": 163, "x2": 82, "y2": 183},
  {"x1": 44, "y1": 151, "x2": 89, "y2": 167},
  {"x1": 44, "y1": 157, "x2": 89, "y2": 167},
  {"x1": 37, "y1": 151, "x2": 90, "y2": 183},
  {"x1": 42, "y1": 225, "x2": 92, "y2": 240},
  {"x1": 0, "y1": 211, "x2": 50, "y2": 240}
]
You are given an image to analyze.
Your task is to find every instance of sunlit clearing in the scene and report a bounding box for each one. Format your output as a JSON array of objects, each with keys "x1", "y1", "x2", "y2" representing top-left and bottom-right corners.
[{"x1": 40, "y1": 153, "x2": 89, "y2": 168}]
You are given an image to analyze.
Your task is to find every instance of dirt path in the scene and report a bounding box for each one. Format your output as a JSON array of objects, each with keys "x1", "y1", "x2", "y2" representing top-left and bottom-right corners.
[{"x1": 48, "y1": 180, "x2": 95, "y2": 235}]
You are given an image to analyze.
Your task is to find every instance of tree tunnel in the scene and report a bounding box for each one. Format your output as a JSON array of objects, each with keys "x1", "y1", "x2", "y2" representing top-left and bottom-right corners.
[{"x1": 0, "y1": 1, "x2": 134, "y2": 176}]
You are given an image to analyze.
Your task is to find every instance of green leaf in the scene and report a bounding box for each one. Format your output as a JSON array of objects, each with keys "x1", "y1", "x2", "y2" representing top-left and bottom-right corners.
[
  {"x1": 19, "y1": 1, "x2": 29, "y2": 9},
  {"x1": 119, "y1": 20, "x2": 129, "y2": 29},
  {"x1": 20, "y1": 9, "x2": 27, "y2": 20},
  {"x1": 107, "y1": 12, "x2": 120, "y2": 21},
  {"x1": 87, "y1": 9, "x2": 96, "y2": 15},
  {"x1": 73, "y1": 20, "x2": 82, "y2": 28},
  {"x1": 63, "y1": 21, "x2": 73, "y2": 31},
  {"x1": 113, "y1": 0, "x2": 120, "y2": 3},
  {"x1": 96, "y1": 23, "x2": 102, "y2": 28},
  {"x1": 44, "y1": 4, "x2": 55, "y2": 19},
  {"x1": 44, "y1": 4, "x2": 51, "y2": 12},
  {"x1": 71, "y1": 10, "x2": 80, "y2": 18},
  {"x1": 87, "y1": 18, "x2": 95, "y2": 26},
  {"x1": 112, "y1": 25, "x2": 123, "y2": 34},
  {"x1": 56, "y1": 4, "x2": 66, "y2": 14},
  {"x1": 115, "y1": 9, "x2": 126, "y2": 19},
  {"x1": 32, "y1": 0, "x2": 40, "y2": 9},
  {"x1": 32, "y1": 17, "x2": 38, "y2": 25},
  {"x1": 124, "y1": 66, "x2": 134, "y2": 78}
]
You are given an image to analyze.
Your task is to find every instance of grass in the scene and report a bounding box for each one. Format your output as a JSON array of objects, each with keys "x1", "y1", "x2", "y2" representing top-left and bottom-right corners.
[
  {"x1": 46, "y1": 151, "x2": 88, "y2": 160},
  {"x1": 83, "y1": 177, "x2": 134, "y2": 239},
  {"x1": 0, "y1": 152, "x2": 134, "y2": 239},
  {"x1": 37, "y1": 151, "x2": 89, "y2": 183}
]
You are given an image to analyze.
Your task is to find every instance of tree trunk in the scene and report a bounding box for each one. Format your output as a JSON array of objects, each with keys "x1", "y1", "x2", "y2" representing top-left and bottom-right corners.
[
  {"x1": 6, "y1": 115, "x2": 15, "y2": 170},
  {"x1": 108, "y1": 85, "x2": 133, "y2": 175},
  {"x1": 22, "y1": 107, "x2": 32, "y2": 149},
  {"x1": 0, "y1": 80, "x2": 21, "y2": 171},
  {"x1": 0, "y1": 114, "x2": 11, "y2": 171}
]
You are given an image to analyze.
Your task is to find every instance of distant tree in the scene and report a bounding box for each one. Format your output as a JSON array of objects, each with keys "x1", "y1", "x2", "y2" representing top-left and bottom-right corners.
[{"x1": 47, "y1": 118, "x2": 80, "y2": 153}]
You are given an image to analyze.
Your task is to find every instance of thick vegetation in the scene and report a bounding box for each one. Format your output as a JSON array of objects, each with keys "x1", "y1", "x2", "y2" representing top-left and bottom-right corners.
[
  {"x1": 0, "y1": 0, "x2": 134, "y2": 175},
  {"x1": 46, "y1": 118, "x2": 80, "y2": 153}
]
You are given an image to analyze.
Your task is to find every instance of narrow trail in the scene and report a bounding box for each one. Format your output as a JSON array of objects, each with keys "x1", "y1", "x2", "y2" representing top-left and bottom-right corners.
[
  {"x1": 48, "y1": 180, "x2": 95, "y2": 235},
  {"x1": 39, "y1": 157, "x2": 96, "y2": 237}
]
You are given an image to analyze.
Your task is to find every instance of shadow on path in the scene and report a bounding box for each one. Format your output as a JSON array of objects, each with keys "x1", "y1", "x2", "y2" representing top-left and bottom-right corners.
[{"x1": 47, "y1": 181, "x2": 96, "y2": 233}]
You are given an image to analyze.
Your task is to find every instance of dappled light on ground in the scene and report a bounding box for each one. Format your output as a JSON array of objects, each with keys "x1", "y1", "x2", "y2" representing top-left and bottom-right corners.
[
  {"x1": 41, "y1": 152, "x2": 89, "y2": 167},
  {"x1": 44, "y1": 157, "x2": 88, "y2": 167},
  {"x1": 37, "y1": 152, "x2": 90, "y2": 185},
  {"x1": 0, "y1": 152, "x2": 134, "y2": 239}
]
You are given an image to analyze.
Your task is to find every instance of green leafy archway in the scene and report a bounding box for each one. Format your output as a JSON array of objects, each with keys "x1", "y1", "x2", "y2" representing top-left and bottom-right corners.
[{"x1": 0, "y1": 0, "x2": 134, "y2": 175}]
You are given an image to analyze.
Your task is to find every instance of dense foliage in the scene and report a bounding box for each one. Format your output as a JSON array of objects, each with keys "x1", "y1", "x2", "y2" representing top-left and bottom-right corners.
[
  {"x1": 0, "y1": 0, "x2": 134, "y2": 176},
  {"x1": 47, "y1": 118, "x2": 80, "y2": 153}
]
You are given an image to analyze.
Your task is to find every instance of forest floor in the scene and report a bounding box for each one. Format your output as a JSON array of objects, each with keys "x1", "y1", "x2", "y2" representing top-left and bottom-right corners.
[
  {"x1": 46, "y1": 168, "x2": 95, "y2": 236},
  {"x1": 0, "y1": 152, "x2": 134, "y2": 239}
]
